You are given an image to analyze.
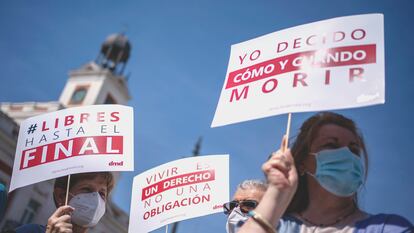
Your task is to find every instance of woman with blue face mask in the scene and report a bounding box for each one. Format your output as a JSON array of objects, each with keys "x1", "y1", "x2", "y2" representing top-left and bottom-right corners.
[
  {"x1": 238, "y1": 112, "x2": 413, "y2": 233},
  {"x1": 15, "y1": 172, "x2": 113, "y2": 233}
]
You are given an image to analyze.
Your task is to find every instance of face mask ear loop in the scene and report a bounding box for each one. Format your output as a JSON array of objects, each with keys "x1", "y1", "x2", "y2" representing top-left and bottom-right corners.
[
  {"x1": 305, "y1": 171, "x2": 317, "y2": 179},
  {"x1": 303, "y1": 152, "x2": 318, "y2": 178}
]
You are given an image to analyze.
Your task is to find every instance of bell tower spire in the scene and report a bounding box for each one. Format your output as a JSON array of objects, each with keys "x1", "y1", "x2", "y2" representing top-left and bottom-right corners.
[
  {"x1": 59, "y1": 33, "x2": 132, "y2": 107},
  {"x1": 96, "y1": 33, "x2": 131, "y2": 76}
]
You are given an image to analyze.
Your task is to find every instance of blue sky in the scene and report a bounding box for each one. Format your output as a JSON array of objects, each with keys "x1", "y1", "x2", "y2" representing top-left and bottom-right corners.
[{"x1": 1, "y1": 1, "x2": 413, "y2": 232}]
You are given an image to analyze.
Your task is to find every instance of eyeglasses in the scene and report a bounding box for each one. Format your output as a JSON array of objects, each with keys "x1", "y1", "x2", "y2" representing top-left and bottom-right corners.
[{"x1": 223, "y1": 200, "x2": 258, "y2": 215}]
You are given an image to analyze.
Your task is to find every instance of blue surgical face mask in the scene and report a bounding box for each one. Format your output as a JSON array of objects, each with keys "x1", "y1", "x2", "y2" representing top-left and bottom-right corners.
[
  {"x1": 226, "y1": 207, "x2": 249, "y2": 233},
  {"x1": 307, "y1": 147, "x2": 364, "y2": 197}
]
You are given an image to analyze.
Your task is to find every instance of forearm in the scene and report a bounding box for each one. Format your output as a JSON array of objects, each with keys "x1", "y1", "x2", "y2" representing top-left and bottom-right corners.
[{"x1": 238, "y1": 186, "x2": 292, "y2": 233}]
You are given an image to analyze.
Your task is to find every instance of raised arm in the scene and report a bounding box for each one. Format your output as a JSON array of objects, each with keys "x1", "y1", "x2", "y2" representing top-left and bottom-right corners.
[{"x1": 238, "y1": 136, "x2": 298, "y2": 233}]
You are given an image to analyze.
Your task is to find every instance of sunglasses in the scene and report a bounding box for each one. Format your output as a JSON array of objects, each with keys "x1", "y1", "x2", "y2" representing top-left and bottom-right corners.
[{"x1": 223, "y1": 200, "x2": 258, "y2": 215}]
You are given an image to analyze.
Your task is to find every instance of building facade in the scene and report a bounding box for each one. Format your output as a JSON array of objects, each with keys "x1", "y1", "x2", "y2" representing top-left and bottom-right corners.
[{"x1": 0, "y1": 34, "x2": 132, "y2": 232}]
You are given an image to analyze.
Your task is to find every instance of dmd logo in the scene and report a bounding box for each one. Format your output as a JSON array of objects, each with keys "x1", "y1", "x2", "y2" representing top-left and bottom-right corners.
[{"x1": 109, "y1": 161, "x2": 124, "y2": 166}]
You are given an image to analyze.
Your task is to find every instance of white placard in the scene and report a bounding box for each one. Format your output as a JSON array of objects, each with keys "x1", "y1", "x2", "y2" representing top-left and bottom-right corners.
[
  {"x1": 9, "y1": 105, "x2": 134, "y2": 192},
  {"x1": 129, "y1": 154, "x2": 229, "y2": 233},
  {"x1": 212, "y1": 14, "x2": 384, "y2": 127}
]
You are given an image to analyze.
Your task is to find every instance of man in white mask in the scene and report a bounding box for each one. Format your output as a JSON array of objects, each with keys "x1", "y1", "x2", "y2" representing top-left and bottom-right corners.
[
  {"x1": 224, "y1": 179, "x2": 267, "y2": 233},
  {"x1": 15, "y1": 172, "x2": 113, "y2": 233}
]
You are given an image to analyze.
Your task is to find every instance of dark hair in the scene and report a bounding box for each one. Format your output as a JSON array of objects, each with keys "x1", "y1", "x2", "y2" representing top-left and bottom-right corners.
[
  {"x1": 286, "y1": 112, "x2": 368, "y2": 213},
  {"x1": 54, "y1": 172, "x2": 114, "y2": 206}
]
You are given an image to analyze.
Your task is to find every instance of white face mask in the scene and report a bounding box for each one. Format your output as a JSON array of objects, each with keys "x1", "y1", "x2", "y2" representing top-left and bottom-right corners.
[
  {"x1": 69, "y1": 192, "x2": 106, "y2": 227},
  {"x1": 226, "y1": 207, "x2": 249, "y2": 233}
]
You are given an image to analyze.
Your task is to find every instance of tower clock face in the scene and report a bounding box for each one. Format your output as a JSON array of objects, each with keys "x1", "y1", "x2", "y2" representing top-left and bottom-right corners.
[{"x1": 70, "y1": 88, "x2": 88, "y2": 104}]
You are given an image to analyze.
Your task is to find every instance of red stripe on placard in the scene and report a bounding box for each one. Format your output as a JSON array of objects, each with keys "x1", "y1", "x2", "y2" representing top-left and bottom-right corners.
[
  {"x1": 225, "y1": 44, "x2": 376, "y2": 89},
  {"x1": 141, "y1": 170, "x2": 215, "y2": 201},
  {"x1": 20, "y1": 136, "x2": 123, "y2": 170}
]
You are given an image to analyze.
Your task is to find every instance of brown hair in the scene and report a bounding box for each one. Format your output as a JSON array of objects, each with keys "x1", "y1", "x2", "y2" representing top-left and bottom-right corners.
[
  {"x1": 286, "y1": 112, "x2": 368, "y2": 213},
  {"x1": 54, "y1": 172, "x2": 114, "y2": 197}
]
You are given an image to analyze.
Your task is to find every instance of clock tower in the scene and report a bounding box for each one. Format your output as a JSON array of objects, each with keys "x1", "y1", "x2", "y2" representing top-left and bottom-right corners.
[{"x1": 59, "y1": 34, "x2": 131, "y2": 107}]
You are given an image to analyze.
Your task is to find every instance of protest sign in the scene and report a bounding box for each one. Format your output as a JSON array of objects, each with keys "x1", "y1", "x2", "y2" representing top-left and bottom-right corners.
[
  {"x1": 9, "y1": 104, "x2": 134, "y2": 192},
  {"x1": 128, "y1": 154, "x2": 229, "y2": 233},
  {"x1": 212, "y1": 14, "x2": 384, "y2": 127}
]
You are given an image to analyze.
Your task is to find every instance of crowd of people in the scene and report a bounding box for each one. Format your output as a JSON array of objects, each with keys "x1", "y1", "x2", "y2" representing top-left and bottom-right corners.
[{"x1": 1, "y1": 112, "x2": 413, "y2": 233}]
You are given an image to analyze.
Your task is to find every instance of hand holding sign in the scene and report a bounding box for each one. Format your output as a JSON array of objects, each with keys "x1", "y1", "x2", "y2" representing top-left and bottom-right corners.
[
  {"x1": 46, "y1": 206, "x2": 75, "y2": 233},
  {"x1": 264, "y1": 136, "x2": 298, "y2": 192}
]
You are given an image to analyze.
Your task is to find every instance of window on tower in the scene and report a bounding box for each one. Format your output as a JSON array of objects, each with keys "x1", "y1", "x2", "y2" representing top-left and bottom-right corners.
[{"x1": 69, "y1": 86, "x2": 89, "y2": 105}]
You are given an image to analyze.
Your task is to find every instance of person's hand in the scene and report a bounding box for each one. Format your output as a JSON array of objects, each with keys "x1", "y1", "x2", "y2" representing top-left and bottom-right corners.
[
  {"x1": 237, "y1": 136, "x2": 299, "y2": 233},
  {"x1": 46, "y1": 205, "x2": 74, "y2": 233},
  {"x1": 262, "y1": 135, "x2": 298, "y2": 195}
]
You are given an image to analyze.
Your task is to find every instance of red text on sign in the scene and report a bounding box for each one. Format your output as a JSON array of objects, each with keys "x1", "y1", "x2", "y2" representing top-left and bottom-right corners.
[
  {"x1": 141, "y1": 169, "x2": 215, "y2": 201},
  {"x1": 41, "y1": 112, "x2": 120, "y2": 132},
  {"x1": 276, "y1": 29, "x2": 367, "y2": 53},
  {"x1": 228, "y1": 67, "x2": 366, "y2": 102},
  {"x1": 226, "y1": 44, "x2": 376, "y2": 89},
  {"x1": 20, "y1": 136, "x2": 123, "y2": 170},
  {"x1": 143, "y1": 194, "x2": 211, "y2": 220}
]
